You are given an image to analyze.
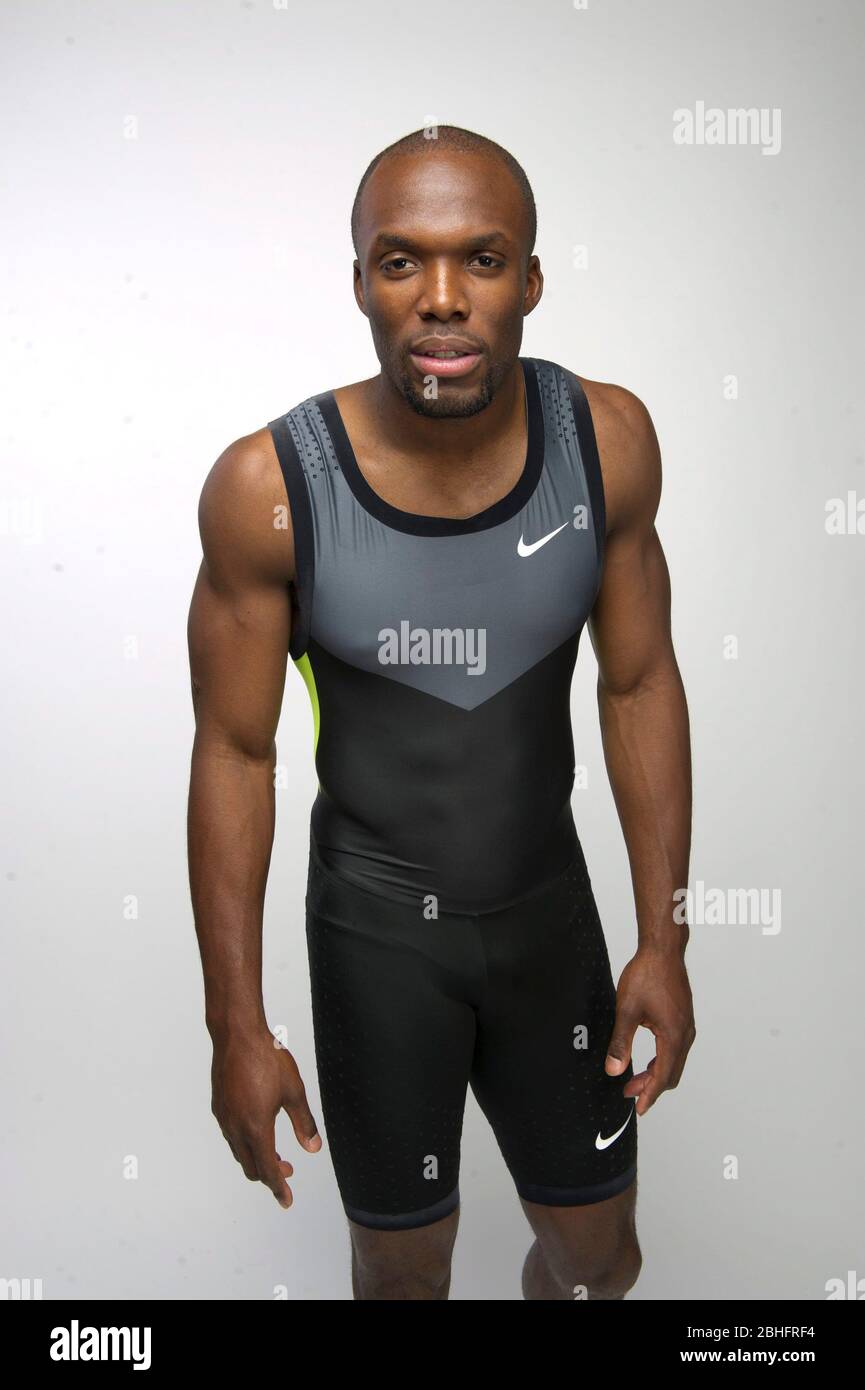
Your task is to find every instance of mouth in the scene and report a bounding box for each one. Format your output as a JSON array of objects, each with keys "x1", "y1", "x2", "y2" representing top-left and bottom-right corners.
[{"x1": 409, "y1": 345, "x2": 483, "y2": 379}]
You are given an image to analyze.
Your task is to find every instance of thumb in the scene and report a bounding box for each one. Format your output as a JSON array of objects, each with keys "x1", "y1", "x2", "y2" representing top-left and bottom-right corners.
[
  {"x1": 275, "y1": 1048, "x2": 323, "y2": 1152},
  {"x1": 605, "y1": 1014, "x2": 638, "y2": 1074},
  {"x1": 282, "y1": 1086, "x2": 322, "y2": 1152}
]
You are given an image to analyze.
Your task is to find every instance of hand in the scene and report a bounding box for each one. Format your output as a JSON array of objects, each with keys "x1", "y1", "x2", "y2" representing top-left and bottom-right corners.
[
  {"x1": 210, "y1": 1025, "x2": 322, "y2": 1208},
  {"x1": 605, "y1": 946, "x2": 696, "y2": 1116}
]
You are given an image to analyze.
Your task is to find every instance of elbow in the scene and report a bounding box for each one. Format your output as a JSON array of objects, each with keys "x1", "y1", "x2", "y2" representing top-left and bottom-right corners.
[{"x1": 597, "y1": 654, "x2": 683, "y2": 704}]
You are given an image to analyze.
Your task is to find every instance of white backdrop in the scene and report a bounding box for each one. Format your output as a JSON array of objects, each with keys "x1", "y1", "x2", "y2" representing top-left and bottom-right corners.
[{"x1": 1, "y1": 0, "x2": 862, "y2": 1300}]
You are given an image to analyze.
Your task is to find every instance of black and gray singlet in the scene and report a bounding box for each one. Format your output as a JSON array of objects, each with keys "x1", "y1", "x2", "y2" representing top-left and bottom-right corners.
[
  {"x1": 267, "y1": 357, "x2": 637, "y2": 1230},
  {"x1": 270, "y1": 356, "x2": 606, "y2": 913}
]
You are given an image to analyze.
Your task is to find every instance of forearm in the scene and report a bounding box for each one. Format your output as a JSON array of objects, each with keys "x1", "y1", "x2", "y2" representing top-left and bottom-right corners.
[
  {"x1": 597, "y1": 661, "x2": 692, "y2": 954},
  {"x1": 187, "y1": 731, "x2": 276, "y2": 1041}
]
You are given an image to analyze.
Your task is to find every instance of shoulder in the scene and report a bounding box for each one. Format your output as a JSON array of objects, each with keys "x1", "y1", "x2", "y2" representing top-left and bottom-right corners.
[
  {"x1": 197, "y1": 425, "x2": 293, "y2": 584},
  {"x1": 573, "y1": 375, "x2": 662, "y2": 536}
]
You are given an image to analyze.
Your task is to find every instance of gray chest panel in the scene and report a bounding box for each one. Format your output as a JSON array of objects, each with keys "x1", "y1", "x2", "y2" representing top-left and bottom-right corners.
[{"x1": 270, "y1": 357, "x2": 604, "y2": 711}]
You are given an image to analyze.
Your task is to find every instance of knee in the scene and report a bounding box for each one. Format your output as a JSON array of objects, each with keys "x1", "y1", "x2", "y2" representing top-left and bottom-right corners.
[
  {"x1": 351, "y1": 1246, "x2": 453, "y2": 1300},
  {"x1": 349, "y1": 1216, "x2": 457, "y2": 1301},
  {"x1": 552, "y1": 1236, "x2": 642, "y2": 1300},
  {"x1": 353, "y1": 1261, "x2": 452, "y2": 1300}
]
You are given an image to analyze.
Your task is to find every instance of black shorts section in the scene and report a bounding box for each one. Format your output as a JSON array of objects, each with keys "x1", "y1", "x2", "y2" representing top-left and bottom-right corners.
[
  {"x1": 304, "y1": 842, "x2": 637, "y2": 1227},
  {"x1": 517, "y1": 1160, "x2": 637, "y2": 1208},
  {"x1": 344, "y1": 1185, "x2": 461, "y2": 1232}
]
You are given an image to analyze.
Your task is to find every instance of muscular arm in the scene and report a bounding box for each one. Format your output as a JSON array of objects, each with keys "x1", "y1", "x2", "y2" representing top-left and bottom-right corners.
[
  {"x1": 582, "y1": 380, "x2": 696, "y2": 1115},
  {"x1": 187, "y1": 431, "x2": 320, "y2": 1207},
  {"x1": 188, "y1": 435, "x2": 292, "y2": 1034}
]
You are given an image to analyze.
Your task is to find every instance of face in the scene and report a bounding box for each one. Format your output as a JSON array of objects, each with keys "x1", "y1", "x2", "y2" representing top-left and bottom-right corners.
[{"x1": 353, "y1": 150, "x2": 543, "y2": 418}]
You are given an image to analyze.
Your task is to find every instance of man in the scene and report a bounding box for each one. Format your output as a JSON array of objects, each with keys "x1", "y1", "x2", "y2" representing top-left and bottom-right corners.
[{"x1": 187, "y1": 125, "x2": 695, "y2": 1301}]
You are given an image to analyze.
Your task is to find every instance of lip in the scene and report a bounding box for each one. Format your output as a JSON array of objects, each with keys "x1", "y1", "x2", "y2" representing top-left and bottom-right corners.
[{"x1": 409, "y1": 340, "x2": 483, "y2": 379}]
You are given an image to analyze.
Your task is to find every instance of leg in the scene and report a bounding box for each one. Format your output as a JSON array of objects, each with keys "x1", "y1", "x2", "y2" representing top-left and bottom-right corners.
[
  {"x1": 520, "y1": 1176, "x2": 641, "y2": 1300},
  {"x1": 349, "y1": 1207, "x2": 461, "y2": 1300},
  {"x1": 469, "y1": 847, "x2": 641, "y2": 1300},
  {"x1": 305, "y1": 856, "x2": 480, "y2": 1297}
]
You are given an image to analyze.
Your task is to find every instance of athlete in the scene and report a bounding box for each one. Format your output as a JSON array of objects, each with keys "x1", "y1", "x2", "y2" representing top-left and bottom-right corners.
[{"x1": 187, "y1": 126, "x2": 695, "y2": 1301}]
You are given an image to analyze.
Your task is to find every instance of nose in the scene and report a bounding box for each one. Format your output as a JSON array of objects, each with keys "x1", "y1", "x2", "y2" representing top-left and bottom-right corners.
[{"x1": 415, "y1": 258, "x2": 470, "y2": 320}]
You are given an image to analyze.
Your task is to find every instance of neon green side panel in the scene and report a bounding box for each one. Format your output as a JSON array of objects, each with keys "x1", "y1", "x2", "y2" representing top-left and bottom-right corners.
[{"x1": 293, "y1": 652, "x2": 320, "y2": 764}]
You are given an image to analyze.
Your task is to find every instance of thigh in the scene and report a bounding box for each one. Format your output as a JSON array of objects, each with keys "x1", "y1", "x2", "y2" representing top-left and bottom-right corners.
[
  {"x1": 305, "y1": 858, "x2": 478, "y2": 1230},
  {"x1": 348, "y1": 1206, "x2": 461, "y2": 1299},
  {"x1": 520, "y1": 1176, "x2": 639, "y2": 1300},
  {"x1": 469, "y1": 848, "x2": 637, "y2": 1206},
  {"x1": 520, "y1": 1173, "x2": 638, "y2": 1273}
]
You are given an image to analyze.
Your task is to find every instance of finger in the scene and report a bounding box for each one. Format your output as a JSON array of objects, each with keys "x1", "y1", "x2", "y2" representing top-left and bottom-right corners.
[
  {"x1": 635, "y1": 1042, "x2": 673, "y2": 1114},
  {"x1": 231, "y1": 1135, "x2": 262, "y2": 1182},
  {"x1": 250, "y1": 1135, "x2": 293, "y2": 1208},
  {"x1": 623, "y1": 1065, "x2": 653, "y2": 1097},
  {"x1": 666, "y1": 1042, "x2": 693, "y2": 1090},
  {"x1": 623, "y1": 1053, "x2": 658, "y2": 1096}
]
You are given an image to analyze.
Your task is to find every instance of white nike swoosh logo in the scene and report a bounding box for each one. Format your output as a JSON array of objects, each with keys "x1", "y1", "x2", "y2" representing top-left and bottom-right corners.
[
  {"x1": 595, "y1": 1106, "x2": 635, "y2": 1150},
  {"x1": 517, "y1": 521, "x2": 570, "y2": 557}
]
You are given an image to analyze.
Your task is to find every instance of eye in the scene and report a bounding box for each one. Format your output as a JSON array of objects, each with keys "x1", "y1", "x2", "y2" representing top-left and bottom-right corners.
[
  {"x1": 471, "y1": 254, "x2": 503, "y2": 269},
  {"x1": 381, "y1": 257, "x2": 415, "y2": 273}
]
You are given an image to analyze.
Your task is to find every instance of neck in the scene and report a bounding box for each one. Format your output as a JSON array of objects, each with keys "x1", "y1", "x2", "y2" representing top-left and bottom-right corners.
[{"x1": 365, "y1": 359, "x2": 526, "y2": 466}]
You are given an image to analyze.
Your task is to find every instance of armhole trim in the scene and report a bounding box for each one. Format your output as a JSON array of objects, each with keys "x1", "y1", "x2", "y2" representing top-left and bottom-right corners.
[
  {"x1": 268, "y1": 414, "x2": 314, "y2": 659},
  {"x1": 563, "y1": 370, "x2": 606, "y2": 604}
]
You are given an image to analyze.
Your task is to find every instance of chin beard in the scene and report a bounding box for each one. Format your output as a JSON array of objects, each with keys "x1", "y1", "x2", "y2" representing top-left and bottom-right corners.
[{"x1": 395, "y1": 363, "x2": 498, "y2": 419}]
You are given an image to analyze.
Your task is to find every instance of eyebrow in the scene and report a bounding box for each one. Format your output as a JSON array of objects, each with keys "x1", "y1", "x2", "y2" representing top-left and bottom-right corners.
[{"x1": 370, "y1": 230, "x2": 514, "y2": 254}]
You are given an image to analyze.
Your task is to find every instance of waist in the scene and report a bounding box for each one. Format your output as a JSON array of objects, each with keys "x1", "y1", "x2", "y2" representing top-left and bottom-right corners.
[
  {"x1": 306, "y1": 827, "x2": 595, "y2": 927},
  {"x1": 307, "y1": 805, "x2": 582, "y2": 915}
]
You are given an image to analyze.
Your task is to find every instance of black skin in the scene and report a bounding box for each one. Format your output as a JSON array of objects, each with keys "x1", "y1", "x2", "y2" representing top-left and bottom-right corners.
[{"x1": 187, "y1": 142, "x2": 694, "y2": 1298}]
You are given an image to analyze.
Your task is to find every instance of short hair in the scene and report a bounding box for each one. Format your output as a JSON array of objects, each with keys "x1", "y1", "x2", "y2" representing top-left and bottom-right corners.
[{"x1": 350, "y1": 125, "x2": 537, "y2": 265}]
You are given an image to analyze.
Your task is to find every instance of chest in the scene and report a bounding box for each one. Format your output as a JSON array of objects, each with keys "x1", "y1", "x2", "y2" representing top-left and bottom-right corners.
[{"x1": 310, "y1": 496, "x2": 597, "y2": 711}]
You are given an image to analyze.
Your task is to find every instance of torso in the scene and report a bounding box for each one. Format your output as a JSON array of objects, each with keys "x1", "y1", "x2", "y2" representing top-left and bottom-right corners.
[{"x1": 267, "y1": 355, "x2": 611, "y2": 912}]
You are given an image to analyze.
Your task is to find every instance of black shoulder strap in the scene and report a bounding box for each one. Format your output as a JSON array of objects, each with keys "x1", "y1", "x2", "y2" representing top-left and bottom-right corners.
[
  {"x1": 562, "y1": 370, "x2": 606, "y2": 599},
  {"x1": 268, "y1": 413, "x2": 314, "y2": 659}
]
